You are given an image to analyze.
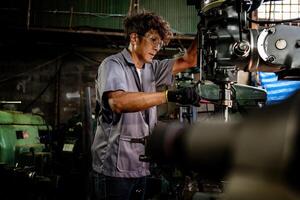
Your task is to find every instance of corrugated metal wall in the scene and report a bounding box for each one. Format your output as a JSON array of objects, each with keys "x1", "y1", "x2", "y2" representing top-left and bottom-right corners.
[
  {"x1": 31, "y1": 0, "x2": 129, "y2": 30},
  {"x1": 28, "y1": 0, "x2": 198, "y2": 34},
  {"x1": 140, "y1": 0, "x2": 198, "y2": 34}
]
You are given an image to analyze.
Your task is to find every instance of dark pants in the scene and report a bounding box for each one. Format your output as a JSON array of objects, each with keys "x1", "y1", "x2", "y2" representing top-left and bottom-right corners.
[{"x1": 93, "y1": 171, "x2": 146, "y2": 200}]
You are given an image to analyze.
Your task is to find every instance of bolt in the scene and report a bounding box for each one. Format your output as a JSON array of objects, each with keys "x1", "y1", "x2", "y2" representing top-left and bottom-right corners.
[
  {"x1": 267, "y1": 55, "x2": 276, "y2": 63},
  {"x1": 268, "y1": 27, "x2": 276, "y2": 34},
  {"x1": 239, "y1": 43, "x2": 246, "y2": 50}
]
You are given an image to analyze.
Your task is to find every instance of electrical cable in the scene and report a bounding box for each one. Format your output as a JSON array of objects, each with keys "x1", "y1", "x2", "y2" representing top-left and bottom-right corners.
[
  {"x1": 0, "y1": 53, "x2": 69, "y2": 86},
  {"x1": 73, "y1": 51, "x2": 101, "y2": 64},
  {"x1": 22, "y1": 62, "x2": 62, "y2": 113},
  {"x1": 21, "y1": 51, "x2": 98, "y2": 113}
]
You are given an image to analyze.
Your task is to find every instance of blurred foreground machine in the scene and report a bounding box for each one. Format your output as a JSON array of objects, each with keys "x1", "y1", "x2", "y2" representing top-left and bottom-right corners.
[{"x1": 145, "y1": 90, "x2": 300, "y2": 200}]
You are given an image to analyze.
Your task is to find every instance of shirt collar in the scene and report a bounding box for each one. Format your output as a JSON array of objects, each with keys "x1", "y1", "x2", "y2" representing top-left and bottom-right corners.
[
  {"x1": 121, "y1": 48, "x2": 147, "y2": 69},
  {"x1": 121, "y1": 48, "x2": 135, "y2": 66}
]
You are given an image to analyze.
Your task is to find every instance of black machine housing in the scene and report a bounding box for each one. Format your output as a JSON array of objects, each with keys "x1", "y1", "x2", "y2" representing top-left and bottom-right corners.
[
  {"x1": 191, "y1": 0, "x2": 300, "y2": 81},
  {"x1": 185, "y1": 0, "x2": 300, "y2": 121}
]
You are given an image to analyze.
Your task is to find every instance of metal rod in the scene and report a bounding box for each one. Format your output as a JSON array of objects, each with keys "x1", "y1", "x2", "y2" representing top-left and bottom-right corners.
[
  {"x1": 0, "y1": 101, "x2": 22, "y2": 104},
  {"x1": 69, "y1": 6, "x2": 74, "y2": 29},
  {"x1": 33, "y1": 10, "x2": 126, "y2": 17},
  {"x1": 26, "y1": 0, "x2": 32, "y2": 30},
  {"x1": 0, "y1": 123, "x2": 47, "y2": 126},
  {"x1": 83, "y1": 87, "x2": 93, "y2": 147},
  {"x1": 54, "y1": 61, "x2": 62, "y2": 128},
  {"x1": 28, "y1": 27, "x2": 195, "y2": 40}
]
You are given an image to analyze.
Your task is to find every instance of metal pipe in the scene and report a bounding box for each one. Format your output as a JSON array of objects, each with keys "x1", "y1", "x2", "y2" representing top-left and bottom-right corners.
[
  {"x1": 0, "y1": 7, "x2": 126, "y2": 17},
  {"x1": 28, "y1": 27, "x2": 195, "y2": 40},
  {"x1": 83, "y1": 87, "x2": 93, "y2": 148},
  {"x1": 0, "y1": 8, "x2": 21, "y2": 11},
  {"x1": 0, "y1": 101, "x2": 22, "y2": 104},
  {"x1": 28, "y1": 27, "x2": 125, "y2": 36},
  {"x1": 129, "y1": 0, "x2": 139, "y2": 15},
  {"x1": 0, "y1": 123, "x2": 48, "y2": 126},
  {"x1": 53, "y1": 60, "x2": 62, "y2": 128},
  {"x1": 26, "y1": 0, "x2": 32, "y2": 30},
  {"x1": 33, "y1": 10, "x2": 126, "y2": 18},
  {"x1": 69, "y1": 6, "x2": 74, "y2": 29}
]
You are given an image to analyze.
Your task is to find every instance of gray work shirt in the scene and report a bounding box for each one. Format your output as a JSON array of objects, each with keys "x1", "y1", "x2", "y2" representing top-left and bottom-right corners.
[{"x1": 91, "y1": 48, "x2": 175, "y2": 178}]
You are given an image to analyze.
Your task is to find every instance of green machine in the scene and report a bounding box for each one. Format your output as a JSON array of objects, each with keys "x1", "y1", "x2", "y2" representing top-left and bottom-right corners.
[{"x1": 0, "y1": 110, "x2": 50, "y2": 167}]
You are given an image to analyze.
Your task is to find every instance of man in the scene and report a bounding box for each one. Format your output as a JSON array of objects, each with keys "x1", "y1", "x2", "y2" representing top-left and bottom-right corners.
[{"x1": 91, "y1": 11, "x2": 199, "y2": 200}]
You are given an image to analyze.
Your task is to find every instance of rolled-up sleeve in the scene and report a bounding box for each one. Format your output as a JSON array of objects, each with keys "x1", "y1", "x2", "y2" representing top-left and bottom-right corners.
[{"x1": 99, "y1": 58, "x2": 127, "y2": 94}]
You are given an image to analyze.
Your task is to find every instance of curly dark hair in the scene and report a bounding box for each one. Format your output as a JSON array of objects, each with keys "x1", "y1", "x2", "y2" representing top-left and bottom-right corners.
[{"x1": 123, "y1": 11, "x2": 173, "y2": 44}]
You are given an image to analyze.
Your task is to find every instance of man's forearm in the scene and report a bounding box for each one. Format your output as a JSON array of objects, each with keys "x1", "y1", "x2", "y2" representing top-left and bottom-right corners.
[{"x1": 108, "y1": 91, "x2": 167, "y2": 113}]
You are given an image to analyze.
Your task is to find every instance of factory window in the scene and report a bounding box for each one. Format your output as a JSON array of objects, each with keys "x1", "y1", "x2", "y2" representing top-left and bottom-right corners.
[{"x1": 257, "y1": 0, "x2": 300, "y2": 23}]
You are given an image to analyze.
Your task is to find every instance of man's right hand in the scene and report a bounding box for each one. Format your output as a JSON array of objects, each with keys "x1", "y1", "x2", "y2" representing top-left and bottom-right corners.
[{"x1": 166, "y1": 87, "x2": 200, "y2": 106}]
